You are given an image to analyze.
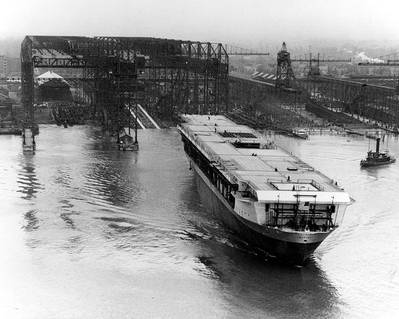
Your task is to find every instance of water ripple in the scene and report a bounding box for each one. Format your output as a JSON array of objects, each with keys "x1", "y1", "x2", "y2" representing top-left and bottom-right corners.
[{"x1": 1, "y1": 126, "x2": 399, "y2": 318}]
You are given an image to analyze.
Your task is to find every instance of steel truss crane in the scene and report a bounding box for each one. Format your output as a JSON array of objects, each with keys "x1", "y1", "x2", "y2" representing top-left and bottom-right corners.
[
  {"x1": 225, "y1": 44, "x2": 269, "y2": 56},
  {"x1": 291, "y1": 53, "x2": 351, "y2": 77},
  {"x1": 21, "y1": 36, "x2": 230, "y2": 141},
  {"x1": 275, "y1": 42, "x2": 350, "y2": 89},
  {"x1": 276, "y1": 42, "x2": 296, "y2": 89}
]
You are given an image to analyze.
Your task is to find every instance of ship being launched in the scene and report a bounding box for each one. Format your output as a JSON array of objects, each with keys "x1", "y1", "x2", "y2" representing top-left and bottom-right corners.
[{"x1": 178, "y1": 115, "x2": 351, "y2": 265}]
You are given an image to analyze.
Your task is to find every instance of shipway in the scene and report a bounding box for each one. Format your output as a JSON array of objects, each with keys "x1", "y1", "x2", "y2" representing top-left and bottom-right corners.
[{"x1": 178, "y1": 114, "x2": 351, "y2": 265}]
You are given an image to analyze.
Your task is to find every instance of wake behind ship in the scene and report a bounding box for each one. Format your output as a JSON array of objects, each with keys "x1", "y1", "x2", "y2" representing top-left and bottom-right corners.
[{"x1": 178, "y1": 115, "x2": 351, "y2": 265}]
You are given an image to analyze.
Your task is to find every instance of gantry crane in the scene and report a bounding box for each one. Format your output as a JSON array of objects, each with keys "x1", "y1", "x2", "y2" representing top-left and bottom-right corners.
[
  {"x1": 291, "y1": 53, "x2": 351, "y2": 77},
  {"x1": 225, "y1": 44, "x2": 270, "y2": 56},
  {"x1": 275, "y1": 42, "x2": 351, "y2": 88}
]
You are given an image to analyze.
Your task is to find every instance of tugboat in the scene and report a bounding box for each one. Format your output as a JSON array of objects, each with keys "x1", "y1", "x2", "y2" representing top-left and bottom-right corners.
[{"x1": 360, "y1": 137, "x2": 395, "y2": 167}]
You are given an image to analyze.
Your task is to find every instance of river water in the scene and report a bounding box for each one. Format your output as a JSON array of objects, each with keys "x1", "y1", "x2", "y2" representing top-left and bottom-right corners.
[{"x1": 1, "y1": 125, "x2": 398, "y2": 319}]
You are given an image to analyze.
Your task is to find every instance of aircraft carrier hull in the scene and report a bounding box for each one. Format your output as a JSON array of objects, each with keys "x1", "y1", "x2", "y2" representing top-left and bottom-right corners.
[{"x1": 192, "y1": 159, "x2": 329, "y2": 265}]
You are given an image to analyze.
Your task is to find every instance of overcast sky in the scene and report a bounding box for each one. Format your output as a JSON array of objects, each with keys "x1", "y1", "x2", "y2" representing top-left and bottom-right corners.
[{"x1": 1, "y1": 0, "x2": 399, "y2": 46}]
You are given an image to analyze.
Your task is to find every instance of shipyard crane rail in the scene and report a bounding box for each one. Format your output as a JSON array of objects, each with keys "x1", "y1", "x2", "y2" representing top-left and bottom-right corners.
[
  {"x1": 291, "y1": 53, "x2": 351, "y2": 76},
  {"x1": 225, "y1": 44, "x2": 269, "y2": 56},
  {"x1": 230, "y1": 42, "x2": 399, "y2": 131}
]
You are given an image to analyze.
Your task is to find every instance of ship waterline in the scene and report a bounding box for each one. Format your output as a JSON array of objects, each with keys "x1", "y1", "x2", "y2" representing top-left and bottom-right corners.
[
  {"x1": 178, "y1": 114, "x2": 351, "y2": 264},
  {"x1": 192, "y1": 159, "x2": 328, "y2": 264}
]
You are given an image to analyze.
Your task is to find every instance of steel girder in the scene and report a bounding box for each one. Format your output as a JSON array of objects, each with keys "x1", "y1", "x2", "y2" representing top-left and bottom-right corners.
[
  {"x1": 21, "y1": 35, "x2": 229, "y2": 133},
  {"x1": 228, "y1": 72, "x2": 399, "y2": 128},
  {"x1": 228, "y1": 75, "x2": 303, "y2": 116},
  {"x1": 298, "y1": 76, "x2": 399, "y2": 125}
]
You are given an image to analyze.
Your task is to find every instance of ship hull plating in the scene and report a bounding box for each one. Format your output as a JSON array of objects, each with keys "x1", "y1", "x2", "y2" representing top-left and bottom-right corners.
[
  {"x1": 192, "y1": 159, "x2": 330, "y2": 265},
  {"x1": 360, "y1": 158, "x2": 396, "y2": 167}
]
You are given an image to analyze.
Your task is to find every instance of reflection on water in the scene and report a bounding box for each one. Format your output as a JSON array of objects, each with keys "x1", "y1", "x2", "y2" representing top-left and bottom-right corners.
[
  {"x1": 192, "y1": 240, "x2": 342, "y2": 319},
  {"x1": 23, "y1": 209, "x2": 39, "y2": 232},
  {"x1": 0, "y1": 126, "x2": 398, "y2": 318},
  {"x1": 17, "y1": 154, "x2": 42, "y2": 200}
]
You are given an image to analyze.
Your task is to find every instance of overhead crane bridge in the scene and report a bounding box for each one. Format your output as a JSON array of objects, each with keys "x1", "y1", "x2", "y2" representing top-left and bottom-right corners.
[
  {"x1": 229, "y1": 42, "x2": 399, "y2": 128},
  {"x1": 20, "y1": 37, "x2": 399, "y2": 150},
  {"x1": 21, "y1": 35, "x2": 230, "y2": 148}
]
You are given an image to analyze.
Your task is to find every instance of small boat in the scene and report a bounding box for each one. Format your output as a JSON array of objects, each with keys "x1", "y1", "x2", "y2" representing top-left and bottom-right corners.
[
  {"x1": 360, "y1": 137, "x2": 395, "y2": 167},
  {"x1": 293, "y1": 129, "x2": 308, "y2": 139},
  {"x1": 118, "y1": 131, "x2": 139, "y2": 151},
  {"x1": 346, "y1": 130, "x2": 363, "y2": 136}
]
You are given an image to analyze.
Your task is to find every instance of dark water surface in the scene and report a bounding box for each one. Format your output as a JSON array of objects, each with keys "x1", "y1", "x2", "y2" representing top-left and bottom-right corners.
[{"x1": 1, "y1": 125, "x2": 398, "y2": 318}]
